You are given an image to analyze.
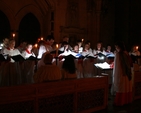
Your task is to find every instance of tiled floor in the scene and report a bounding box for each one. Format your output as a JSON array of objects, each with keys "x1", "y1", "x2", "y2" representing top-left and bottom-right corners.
[{"x1": 94, "y1": 95, "x2": 141, "y2": 113}]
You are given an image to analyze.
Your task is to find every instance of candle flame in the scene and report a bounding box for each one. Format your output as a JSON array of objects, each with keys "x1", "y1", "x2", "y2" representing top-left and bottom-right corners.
[
  {"x1": 56, "y1": 44, "x2": 58, "y2": 48},
  {"x1": 41, "y1": 37, "x2": 44, "y2": 40},
  {"x1": 35, "y1": 44, "x2": 38, "y2": 48},
  {"x1": 12, "y1": 33, "x2": 15, "y2": 38},
  {"x1": 82, "y1": 38, "x2": 84, "y2": 42}
]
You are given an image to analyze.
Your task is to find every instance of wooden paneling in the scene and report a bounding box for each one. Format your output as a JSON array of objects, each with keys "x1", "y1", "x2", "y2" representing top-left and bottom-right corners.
[{"x1": 0, "y1": 77, "x2": 108, "y2": 113}]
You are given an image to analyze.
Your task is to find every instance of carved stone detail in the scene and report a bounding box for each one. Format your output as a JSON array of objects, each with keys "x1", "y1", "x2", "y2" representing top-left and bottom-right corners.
[{"x1": 66, "y1": 0, "x2": 79, "y2": 27}]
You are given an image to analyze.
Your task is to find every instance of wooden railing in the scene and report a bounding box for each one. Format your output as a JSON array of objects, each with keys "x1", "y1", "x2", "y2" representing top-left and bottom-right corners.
[
  {"x1": 0, "y1": 76, "x2": 108, "y2": 113},
  {"x1": 133, "y1": 71, "x2": 141, "y2": 100}
]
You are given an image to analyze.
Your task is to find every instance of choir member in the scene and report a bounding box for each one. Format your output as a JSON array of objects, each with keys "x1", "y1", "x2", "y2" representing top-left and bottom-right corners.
[
  {"x1": 112, "y1": 41, "x2": 132, "y2": 106},
  {"x1": 34, "y1": 53, "x2": 62, "y2": 83},
  {"x1": 17, "y1": 40, "x2": 27, "y2": 53},
  {"x1": 72, "y1": 43, "x2": 79, "y2": 53},
  {"x1": 21, "y1": 43, "x2": 36, "y2": 83},
  {"x1": 37, "y1": 35, "x2": 54, "y2": 59},
  {"x1": 0, "y1": 39, "x2": 22, "y2": 86},
  {"x1": 3, "y1": 39, "x2": 22, "y2": 62},
  {"x1": 129, "y1": 45, "x2": 140, "y2": 56},
  {"x1": 62, "y1": 55, "x2": 77, "y2": 79},
  {"x1": 82, "y1": 42, "x2": 95, "y2": 78},
  {"x1": 59, "y1": 36, "x2": 72, "y2": 51},
  {"x1": 77, "y1": 39, "x2": 83, "y2": 53},
  {"x1": 93, "y1": 41, "x2": 103, "y2": 55},
  {"x1": 21, "y1": 43, "x2": 36, "y2": 59}
]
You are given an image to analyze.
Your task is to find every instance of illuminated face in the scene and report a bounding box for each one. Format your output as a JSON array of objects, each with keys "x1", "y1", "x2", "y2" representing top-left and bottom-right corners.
[
  {"x1": 49, "y1": 39, "x2": 54, "y2": 46},
  {"x1": 107, "y1": 46, "x2": 111, "y2": 51},
  {"x1": 97, "y1": 43, "x2": 101, "y2": 50},
  {"x1": 9, "y1": 40, "x2": 15, "y2": 49},
  {"x1": 84, "y1": 44, "x2": 89, "y2": 50},
  {"x1": 3, "y1": 38, "x2": 9, "y2": 46},
  {"x1": 74, "y1": 45, "x2": 79, "y2": 52},
  {"x1": 27, "y1": 45, "x2": 33, "y2": 51}
]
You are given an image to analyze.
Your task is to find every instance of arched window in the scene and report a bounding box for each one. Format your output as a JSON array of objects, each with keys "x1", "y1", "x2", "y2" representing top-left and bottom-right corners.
[
  {"x1": 19, "y1": 13, "x2": 41, "y2": 44},
  {"x1": 0, "y1": 10, "x2": 10, "y2": 41}
]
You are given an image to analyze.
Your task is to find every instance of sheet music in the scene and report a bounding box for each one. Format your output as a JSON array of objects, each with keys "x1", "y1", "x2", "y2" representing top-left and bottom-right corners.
[{"x1": 94, "y1": 62, "x2": 111, "y2": 69}]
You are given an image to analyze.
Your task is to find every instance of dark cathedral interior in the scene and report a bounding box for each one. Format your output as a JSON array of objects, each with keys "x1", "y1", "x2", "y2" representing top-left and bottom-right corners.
[{"x1": 0, "y1": 0, "x2": 141, "y2": 113}]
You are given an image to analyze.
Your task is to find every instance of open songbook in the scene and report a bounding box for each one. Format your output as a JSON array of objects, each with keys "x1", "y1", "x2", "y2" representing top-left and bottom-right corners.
[
  {"x1": 59, "y1": 51, "x2": 96, "y2": 59},
  {"x1": 106, "y1": 53, "x2": 115, "y2": 58},
  {"x1": 0, "y1": 54, "x2": 6, "y2": 61},
  {"x1": 94, "y1": 62, "x2": 112, "y2": 70},
  {"x1": 26, "y1": 56, "x2": 37, "y2": 60},
  {"x1": 12, "y1": 55, "x2": 37, "y2": 62},
  {"x1": 11, "y1": 55, "x2": 25, "y2": 62}
]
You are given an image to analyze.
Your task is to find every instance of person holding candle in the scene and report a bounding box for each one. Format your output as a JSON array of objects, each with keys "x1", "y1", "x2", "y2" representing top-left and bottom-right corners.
[
  {"x1": 1, "y1": 39, "x2": 22, "y2": 86},
  {"x1": 21, "y1": 43, "x2": 36, "y2": 59},
  {"x1": 21, "y1": 43, "x2": 36, "y2": 83},
  {"x1": 59, "y1": 36, "x2": 72, "y2": 51},
  {"x1": 129, "y1": 45, "x2": 140, "y2": 56},
  {"x1": 37, "y1": 35, "x2": 54, "y2": 59}
]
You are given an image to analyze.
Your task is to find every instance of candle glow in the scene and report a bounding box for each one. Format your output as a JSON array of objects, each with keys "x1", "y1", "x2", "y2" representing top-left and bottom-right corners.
[
  {"x1": 82, "y1": 38, "x2": 84, "y2": 42},
  {"x1": 34, "y1": 43, "x2": 38, "y2": 48},
  {"x1": 56, "y1": 44, "x2": 58, "y2": 56},
  {"x1": 136, "y1": 46, "x2": 138, "y2": 50},
  {"x1": 41, "y1": 37, "x2": 44, "y2": 40},
  {"x1": 12, "y1": 33, "x2": 15, "y2": 38},
  {"x1": 56, "y1": 44, "x2": 58, "y2": 48}
]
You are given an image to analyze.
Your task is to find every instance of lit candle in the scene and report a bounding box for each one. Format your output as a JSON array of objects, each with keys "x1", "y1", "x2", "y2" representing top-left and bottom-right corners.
[
  {"x1": 56, "y1": 44, "x2": 58, "y2": 56},
  {"x1": 41, "y1": 37, "x2": 44, "y2": 40},
  {"x1": 34, "y1": 43, "x2": 38, "y2": 48},
  {"x1": 136, "y1": 46, "x2": 138, "y2": 50},
  {"x1": 82, "y1": 38, "x2": 84, "y2": 42},
  {"x1": 12, "y1": 33, "x2": 15, "y2": 38}
]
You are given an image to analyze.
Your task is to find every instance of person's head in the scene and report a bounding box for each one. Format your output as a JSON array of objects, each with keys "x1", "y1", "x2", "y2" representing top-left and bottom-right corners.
[
  {"x1": 84, "y1": 43, "x2": 90, "y2": 51},
  {"x1": 26, "y1": 44, "x2": 33, "y2": 51},
  {"x1": 43, "y1": 53, "x2": 53, "y2": 64},
  {"x1": 46, "y1": 35, "x2": 54, "y2": 46},
  {"x1": 8, "y1": 39, "x2": 15, "y2": 49},
  {"x1": 107, "y1": 45, "x2": 111, "y2": 51},
  {"x1": 63, "y1": 36, "x2": 69, "y2": 42},
  {"x1": 3, "y1": 37, "x2": 9, "y2": 46},
  {"x1": 73, "y1": 44, "x2": 79, "y2": 53},
  {"x1": 96, "y1": 42, "x2": 102, "y2": 50},
  {"x1": 62, "y1": 55, "x2": 76, "y2": 74},
  {"x1": 19, "y1": 40, "x2": 27, "y2": 49},
  {"x1": 115, "y1": 41, "x2": 126, "y2": 52},
  {"x1": 86, "y1": 40, "x2": 91, "y2": 46}
]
